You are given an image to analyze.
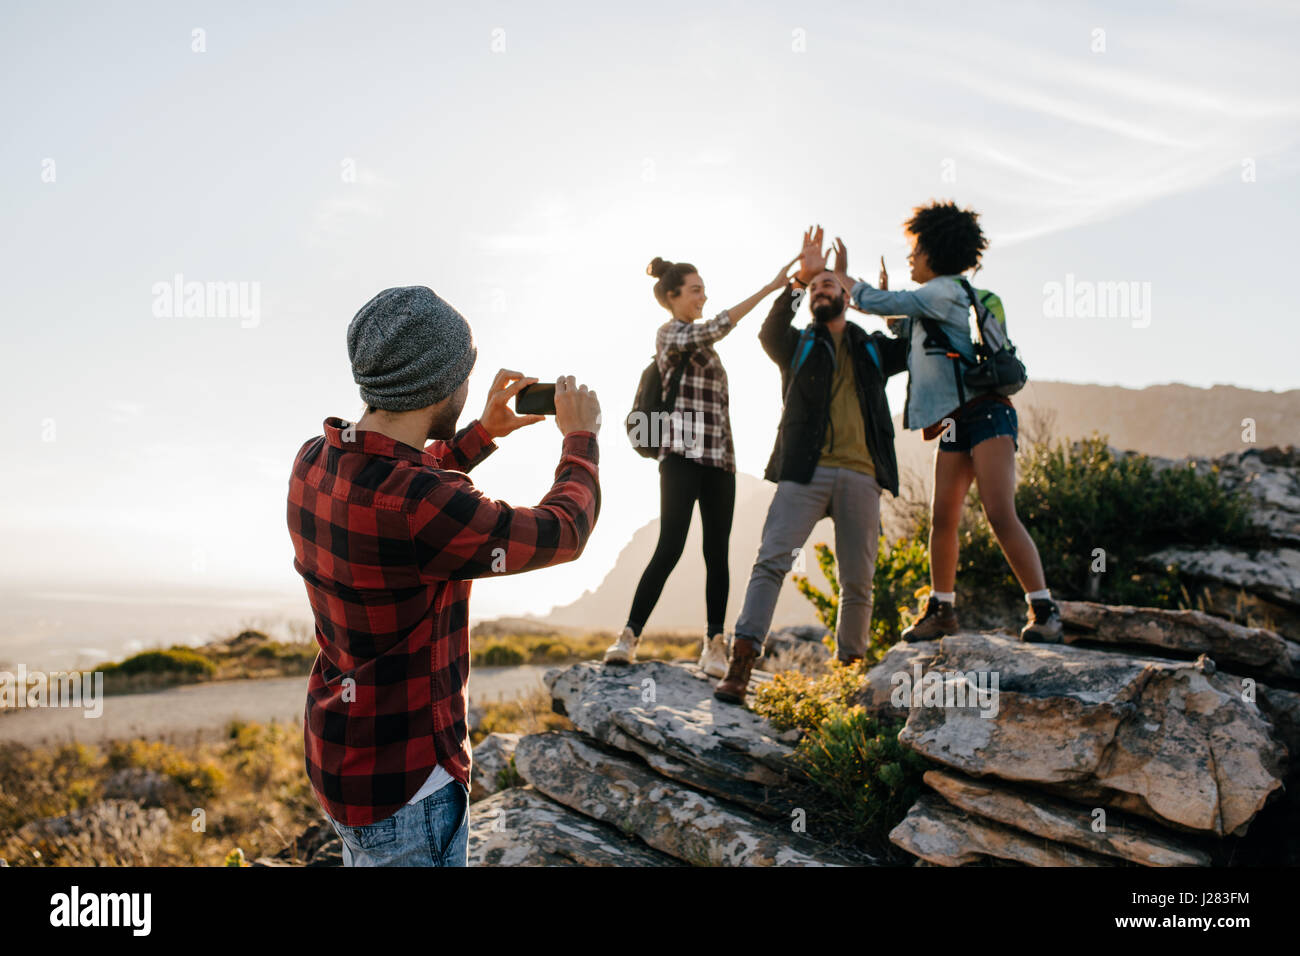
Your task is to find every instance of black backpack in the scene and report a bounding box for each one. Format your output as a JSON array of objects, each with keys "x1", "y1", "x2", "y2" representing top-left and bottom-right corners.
[
  {"x1": 625, "y1": 347, "x2": 694, "y2": 459},
  {"x1": 920, "y1": 278, "x2": 1027, "y2": 403}
]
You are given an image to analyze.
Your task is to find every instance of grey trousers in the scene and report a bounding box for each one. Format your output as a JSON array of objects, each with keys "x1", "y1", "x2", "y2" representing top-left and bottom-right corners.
[{"x1": 734, "y1": 465, "x2": 882, "y2": 660}]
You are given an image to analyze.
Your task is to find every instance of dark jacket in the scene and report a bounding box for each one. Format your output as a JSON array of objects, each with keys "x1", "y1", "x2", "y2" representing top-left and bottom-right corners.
[{"x1": 759, "y1": 283, "x2": 909, "y2": 495}]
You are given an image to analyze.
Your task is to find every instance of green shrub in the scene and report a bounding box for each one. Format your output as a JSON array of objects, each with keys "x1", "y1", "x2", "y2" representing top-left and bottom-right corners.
[
  {"x1": 105, "y1": 738, "x2": 225, "y2": 802},
  {"x1": 794, "y1": 537, "x2": 929, "y2": 661},
  {"x1": 752, "y1": 664, "x2": 866, "y2": 733},
  {"x1": 1005, "y1": 436, "x2": 1249, "y2": 604},
  {"x1": 796, "y1": 708, "x2": 928, "y2": 855},
  {"x1": 250, "y1": 642, "x2": 316, "y2": 663},
  {"x1": 797, "y1": 435, "x2": 1251, "y2": 631},
  {"x1": 752, "y1": 660, "x2": 926, "y2": 859},
  {"x1": 100, "y1": 648, "x2": 216, "y2": 678},
  {"x1": 870, "y1": 534, "x2": 930, "y2": 654},
  {"x1": 479, "y1": 643, "x2": 526, "y2": 667},
  {"x1": 494, "y1": 755, "x2": 524, "y2": 792}
]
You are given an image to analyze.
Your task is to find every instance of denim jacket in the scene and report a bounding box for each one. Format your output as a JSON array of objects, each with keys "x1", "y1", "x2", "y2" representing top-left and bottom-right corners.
[{"x1": 849, "y1": 275, "x2": 990, "y2": 430}]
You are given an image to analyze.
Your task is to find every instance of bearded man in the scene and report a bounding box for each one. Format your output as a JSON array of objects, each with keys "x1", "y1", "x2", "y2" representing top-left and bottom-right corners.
[{"x1": 714, "y1": 227, "x2": 909, "y2": 704}]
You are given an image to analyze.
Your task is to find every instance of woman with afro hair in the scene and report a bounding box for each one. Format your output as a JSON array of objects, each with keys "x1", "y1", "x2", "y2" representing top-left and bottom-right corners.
[{"x1": 829, "y1": 201, "x2": 1061, "y2": 642}]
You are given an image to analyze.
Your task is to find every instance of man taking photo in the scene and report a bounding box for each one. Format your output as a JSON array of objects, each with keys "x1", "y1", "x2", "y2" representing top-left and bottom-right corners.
[{"x1": 287, "y1": 285, "x2": 601, "y2": 866}]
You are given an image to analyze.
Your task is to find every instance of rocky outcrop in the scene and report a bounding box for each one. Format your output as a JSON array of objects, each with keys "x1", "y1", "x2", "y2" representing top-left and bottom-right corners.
[
  {"x1": 470, "y1": 732, "x2": 520, "y2": 802},
  {"x1": 474, "y1": 600, "x2": 1295, "y2": 866},
  {"x1": 1147, "y1": 545, "x2": 1299, "y2": 608},
  {"x1": 761, "y1": 625, "x2": 832, "y2": 672},
  {"x1": 16, "y1": 800, "x2": 171, "y2": 864},
  {"x1": 852, "y1": 615, "x2": 1296, "y2": 865},
  {"x1": 1057, "y1": 601, "x2": 1300, "y2": 680},
  {"x1": 1257, "y1": 683, "x2": 1300, "y2": 762},
  {"x1": 253, "y1": 821, "x2": 343, "y2": 867},
  {"x1": 102, "y1": 767, "x2": 182, "y2": 808},
  {"x1": 891, "y1": 794, "x2": 1117, "y2": 867},
  {"x1": 545, "y1": 660, "x2": 800, "y2": 816},
  {"x1": 1138, "y1": 446, "x2": 1300, "y2": 638},
  {"x1": 853, "y1": 639, "x2": 944, "y2": 715},
  {"x1": 1145, "y1": 446, "x2": 1300, "y2": 546},
  {"x1": 467, "y1": 787, "x2": 678, "y2": 866},
  {"x1": 888, "y1": 633, "x2": 1285, "y2": 837},
  {"x1": 919, "y1": 769, "x2": 1211, "y2": 866},
  {"x1": 514, "y1": 730, "x2": 857, "y2": 866}
]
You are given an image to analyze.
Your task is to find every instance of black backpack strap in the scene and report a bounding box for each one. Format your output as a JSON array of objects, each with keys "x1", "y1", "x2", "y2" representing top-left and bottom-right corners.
[
  {"x1": 958, "y1": 277, "x2": 992, "y2": 349},
  {"x1": 920, "y1": 316, "x2": 966, "y2": 408},
  {"x1": 662, "y1": 347, "x2": 695, "y2": 411}
]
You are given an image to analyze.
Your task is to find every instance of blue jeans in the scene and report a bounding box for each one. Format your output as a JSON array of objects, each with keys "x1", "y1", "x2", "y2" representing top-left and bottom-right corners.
[
  {"x1": 939, "y1": 401, "x2": 1018, "y2": 454},
  {"x1": 327, "y1": 781, "x2": 469, "y2": 866}
]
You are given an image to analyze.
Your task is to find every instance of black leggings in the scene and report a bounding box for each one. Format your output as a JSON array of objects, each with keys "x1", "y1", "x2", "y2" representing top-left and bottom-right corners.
[{"x1": 627, "y1": 453, "x2": 736, "y2": 637}]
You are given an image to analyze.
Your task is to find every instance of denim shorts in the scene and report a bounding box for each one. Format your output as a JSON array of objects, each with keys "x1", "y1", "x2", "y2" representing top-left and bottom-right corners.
[
  {"x1": 938, "y1": 401, "x2": 1018, "y2": 454},
  {"x1": 327, "y1": 780, "x2": 469, "y2": 867}
]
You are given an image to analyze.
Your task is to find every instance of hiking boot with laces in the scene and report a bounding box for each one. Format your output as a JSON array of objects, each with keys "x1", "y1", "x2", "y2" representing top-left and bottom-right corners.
[
  {"x1": 901, "y1": 597, "x2": 959, "y2": 641},
  {"x1": 1020, "y1": 599, "x2": 1063, "y2": 643},
  {"x1": 603, "y1": 626, "x2": 640, "y2": 665},
  {"x1": 713, "y1": 637, "x2": 761, "y2": 705},
  {"x1": 699, "y1": 631, "x2": 729, "y2": 679}
]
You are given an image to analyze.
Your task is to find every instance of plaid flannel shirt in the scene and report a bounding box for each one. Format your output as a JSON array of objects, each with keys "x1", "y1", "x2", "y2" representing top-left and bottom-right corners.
[
  {"x1": 287, "y1": 416, "x2": 600, "y2": 826},
  {"x1": 655, "y1": 310, "x2": 736, "y2": 472}
]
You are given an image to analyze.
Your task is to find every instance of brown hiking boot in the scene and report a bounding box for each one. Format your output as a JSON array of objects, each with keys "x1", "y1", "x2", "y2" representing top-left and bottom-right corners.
[
  {"x1": 901, "y1": 597, "x2": 959, "y2": 641},
  {"x1": 713, "y1": 637, "x2": 761, "y2": 705},
  {"x1": 1021, "y1": 599, "x2": 1063, "y2": 643}
]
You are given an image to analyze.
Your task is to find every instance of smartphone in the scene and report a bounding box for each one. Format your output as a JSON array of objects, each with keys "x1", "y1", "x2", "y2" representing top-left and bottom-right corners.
[{"x1": 515, "y1": 382, "x2": 556, "y2": 416}]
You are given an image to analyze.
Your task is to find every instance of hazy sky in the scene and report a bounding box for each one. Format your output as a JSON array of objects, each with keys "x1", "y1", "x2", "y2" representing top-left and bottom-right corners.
[{"x1": 3, "y1": 0, "x2": 1298, "y2": 622}]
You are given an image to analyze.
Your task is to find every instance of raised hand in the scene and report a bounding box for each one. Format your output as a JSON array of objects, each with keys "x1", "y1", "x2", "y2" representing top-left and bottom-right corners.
[
  {"x1": 480, "y1": 368, "x2": 546, "y2": 439},
  {"x1": 797, "y1": 224, "x2": 827, "y2": 282},
  {"x1": 830, "y1": 237, "x2": 854, "y2": 295},
  {"x1": 879, "y1": 255, "x2": 889, "y2": 290},
  {"x1": 770, "y1": 254, "x2": 801, "y2": 291}
]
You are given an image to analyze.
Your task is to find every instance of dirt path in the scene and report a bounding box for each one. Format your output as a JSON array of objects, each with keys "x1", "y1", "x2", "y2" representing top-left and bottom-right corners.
[{"x1": 0, "y1": 665, "x2": 551, "y2": 748}]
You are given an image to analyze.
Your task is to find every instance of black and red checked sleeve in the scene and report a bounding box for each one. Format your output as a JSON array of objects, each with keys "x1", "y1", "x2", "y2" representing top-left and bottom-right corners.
[
  {"x1": 409, "y1": 431, "x2": 601, "y2": 581},
  {"x1": 423, "y1": 418, "x2": 497, "y2": 473}
]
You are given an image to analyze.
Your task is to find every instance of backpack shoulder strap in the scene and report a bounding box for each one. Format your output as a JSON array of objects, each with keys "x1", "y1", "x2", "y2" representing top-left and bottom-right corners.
[
  {"x1": 920, "y1": 316, "x2": 967, "y2": 407},
  {"x1": 958, "y1": 277, "x2": 1010, "y2": 351},
  {"x1": 662, "y1": 345, "x2": 695, "y2": 409},
  {"x1": 789, "y1": 327, "x2": 817, "y2": 375}
]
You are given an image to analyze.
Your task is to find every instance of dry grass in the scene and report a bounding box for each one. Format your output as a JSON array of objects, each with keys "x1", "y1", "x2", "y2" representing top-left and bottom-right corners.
[
  {"x1": 470, "y1": 687, "x2": 573, "y2": 747},
  {"x1": 0, "y1": 720, "x2": 320, "y2": 867},
  {"x1": 471, "y1": 629, "x2": 701, "y2": 667}
]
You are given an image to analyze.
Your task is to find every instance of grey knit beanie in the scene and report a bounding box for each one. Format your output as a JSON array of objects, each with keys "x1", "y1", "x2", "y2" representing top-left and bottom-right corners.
[{"x1": 346, "y1": 286, "x2": 477, "y2": 411}]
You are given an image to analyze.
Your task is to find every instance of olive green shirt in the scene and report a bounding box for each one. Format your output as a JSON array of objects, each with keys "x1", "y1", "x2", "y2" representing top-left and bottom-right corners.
[{"x1": 819, "y1": 327, "x2": 876, "y2": 477}]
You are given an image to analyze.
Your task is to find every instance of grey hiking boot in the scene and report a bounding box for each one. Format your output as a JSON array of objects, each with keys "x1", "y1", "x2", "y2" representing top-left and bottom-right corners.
[{"x1": 1020, "y1": 599, "x2": 1064, "y2": 643}]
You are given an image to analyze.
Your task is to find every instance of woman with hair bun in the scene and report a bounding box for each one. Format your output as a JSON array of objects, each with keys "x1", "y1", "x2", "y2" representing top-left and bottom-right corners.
[{"x1": 604, "y1": 254, "x2": 797, "y2": 675}]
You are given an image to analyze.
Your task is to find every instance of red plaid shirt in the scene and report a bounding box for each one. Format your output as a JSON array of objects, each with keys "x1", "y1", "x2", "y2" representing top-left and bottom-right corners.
[{"x1": 287, "y1": 416, "x2": 600, "y2": 826}]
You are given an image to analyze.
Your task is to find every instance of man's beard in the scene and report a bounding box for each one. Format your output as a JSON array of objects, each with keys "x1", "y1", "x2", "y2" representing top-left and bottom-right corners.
[
  {"x1": 811, "y1": 292, "x2": 845, "y2": 323},
  {"x1": 427, "y1": 397, "x2": 465, "y2": 440}
]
